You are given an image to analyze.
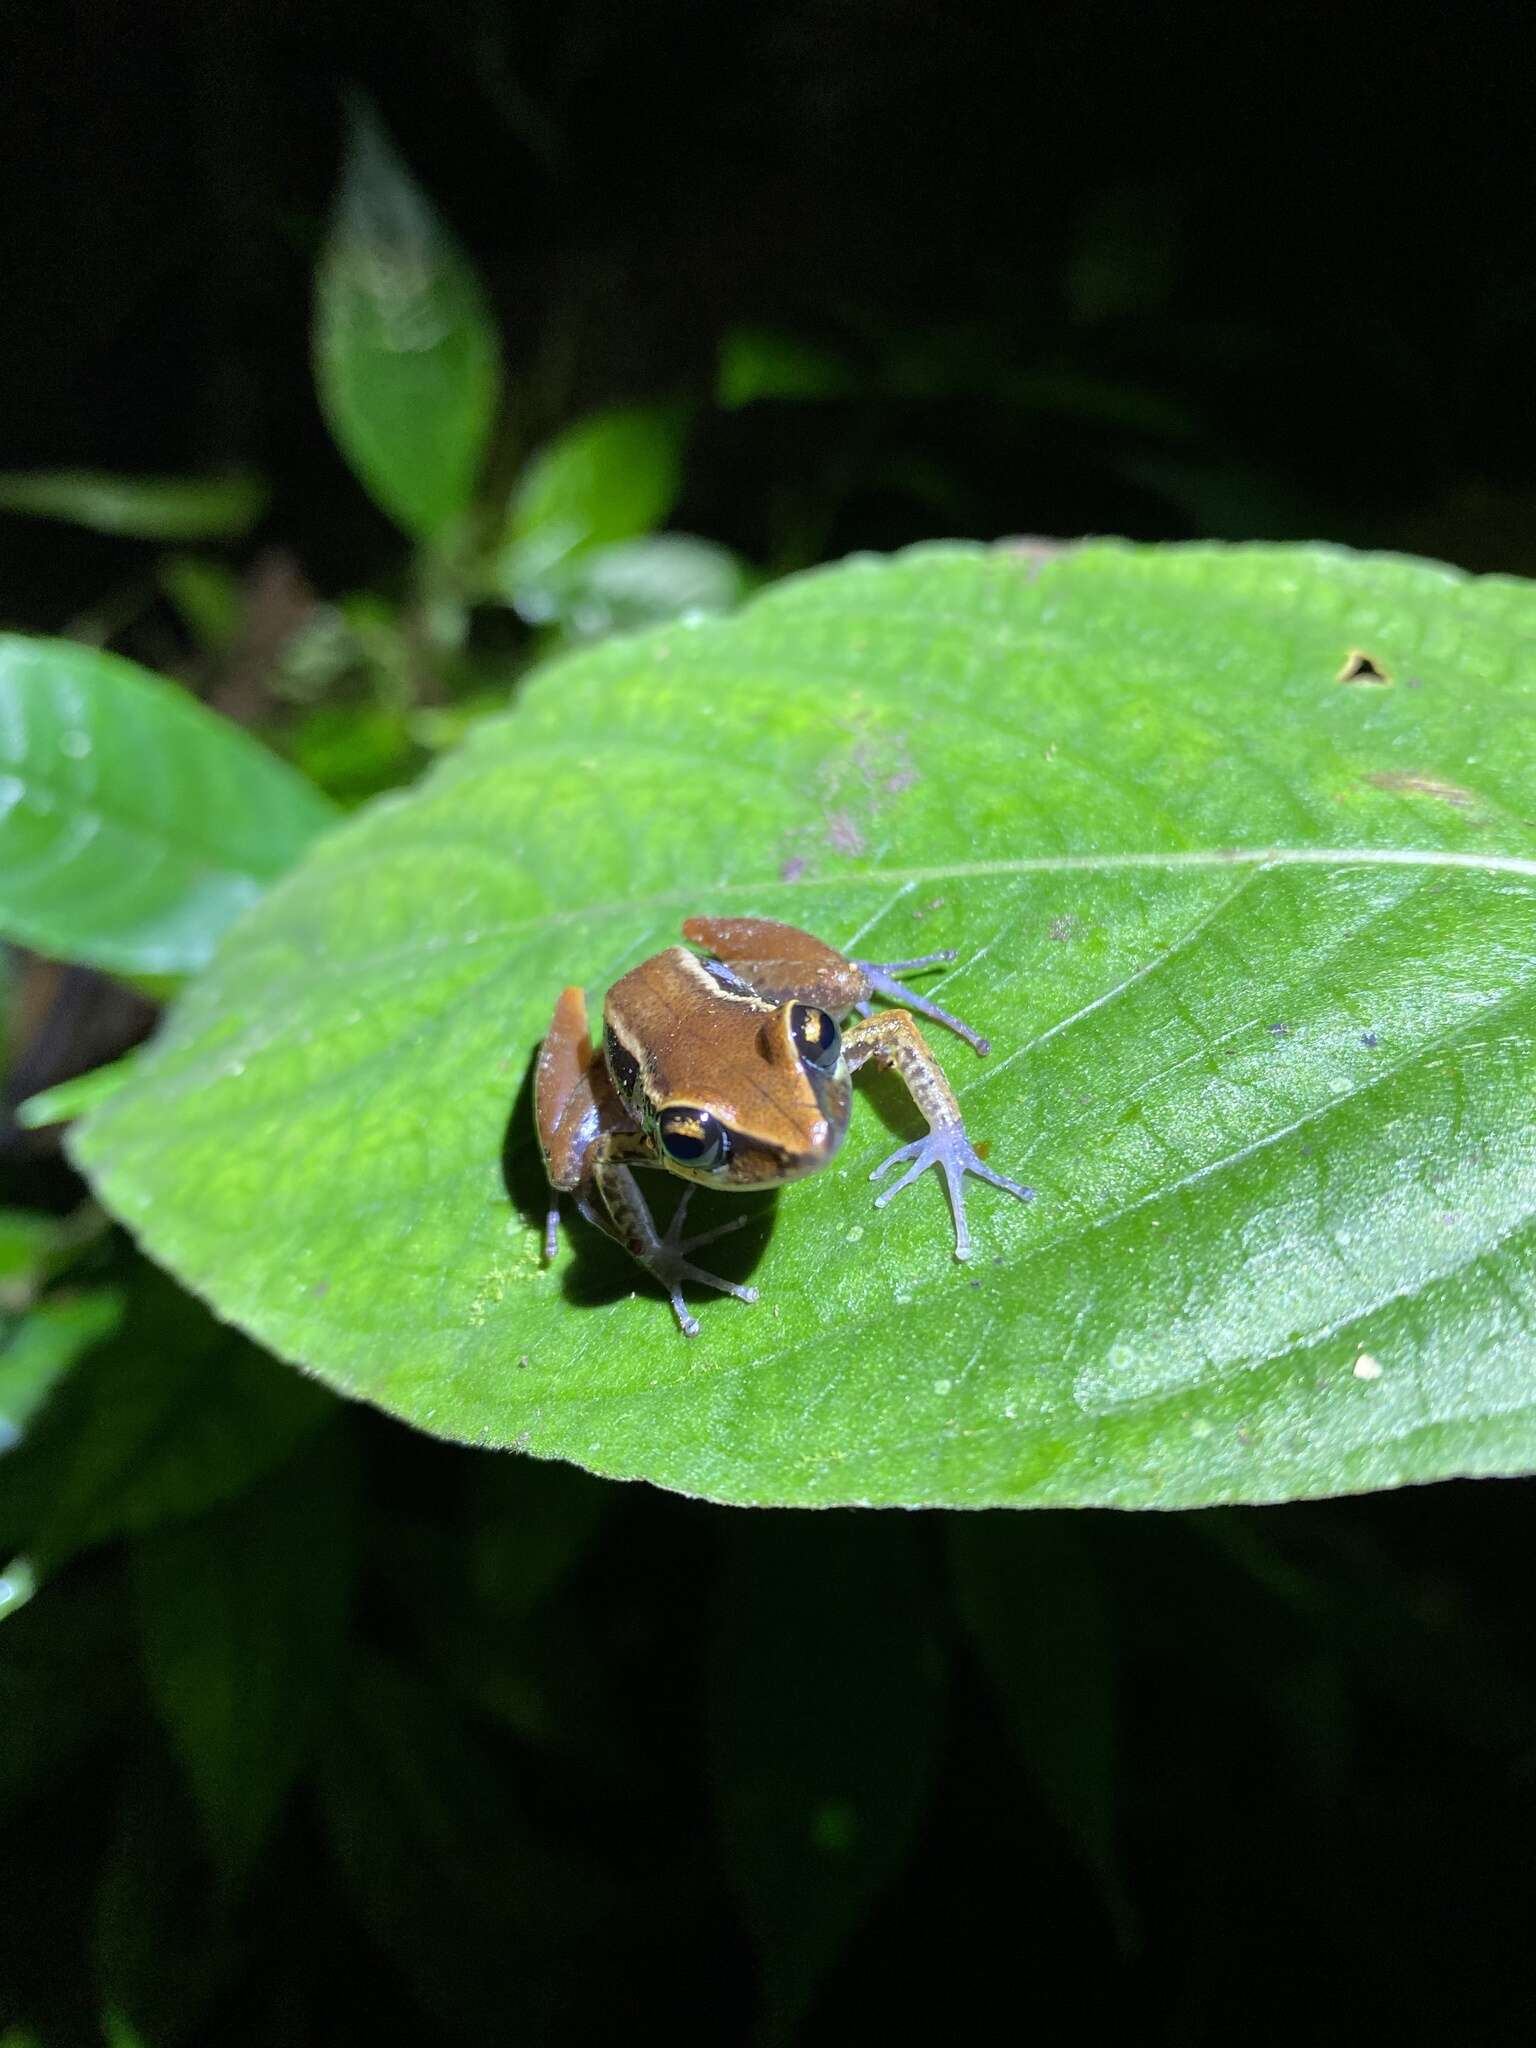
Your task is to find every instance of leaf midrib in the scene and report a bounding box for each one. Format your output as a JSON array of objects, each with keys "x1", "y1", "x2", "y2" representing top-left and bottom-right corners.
[{"x1": 174, "y1": 840, "x2": 1535, "y2": 1005}]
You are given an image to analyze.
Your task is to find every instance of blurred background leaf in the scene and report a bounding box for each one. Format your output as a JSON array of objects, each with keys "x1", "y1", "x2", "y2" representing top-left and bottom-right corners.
[
  {"x1": 0, "y1": 636, "x2": 337, "y2": 974},
  {"x1": 492, "y1": 403, "x2": 690, "y2": 619},
  {"x1": 131, "y1": 1420, "x2": 360, "y2": 1888},
  {"x1": 314, "y1": 97, "x2": 501, "y2": 547},
  {"x1": 948, "y1": 1515, "x2": 1133, "y2": 1943},
  {"x1": 0, "y1": 1270, "x2": 334, "y2": 1583},
  {"x1": 0, "y1": 1285, "x2": 122, "y2": 1452},
  {"x1": 711, "y1": 1516, "x2": 944, "y2": 2036},
  {"x1": 0, "y1": 470, "x2": 267, "y2": 543}
]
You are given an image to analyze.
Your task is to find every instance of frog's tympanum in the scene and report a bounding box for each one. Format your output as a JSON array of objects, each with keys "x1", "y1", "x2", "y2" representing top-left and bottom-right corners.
[{"x1": 535, "y1": 916, "x2": 1032, "y2": 1335}]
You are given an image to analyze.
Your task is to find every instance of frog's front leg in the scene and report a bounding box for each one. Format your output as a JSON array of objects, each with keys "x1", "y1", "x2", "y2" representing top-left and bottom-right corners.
[
  {"x1": 592, "y1": 1132, "x2": 758, "y2": 1338},
  {"x1": 844, "y1": 1011, "x2": 1034, "y2": 1260}
]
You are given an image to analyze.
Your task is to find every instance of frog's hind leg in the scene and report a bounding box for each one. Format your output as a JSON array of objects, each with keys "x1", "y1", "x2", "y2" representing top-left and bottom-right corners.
[
  {"x1": 535, "y1": 985, "x2": 628, "y2": 1260},
  {"x1": 848, "y1": 949, "x2": 991, "y2": 1055},
  {"x1": 594, "y1": 1143, "x2": 758, "y2": 1338}
]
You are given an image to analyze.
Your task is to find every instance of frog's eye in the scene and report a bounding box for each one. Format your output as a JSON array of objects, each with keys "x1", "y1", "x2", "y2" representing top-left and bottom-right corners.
[
  {"x1": 788, "y1": 1003, "x2": 842, "y2": 1075},
  {"x1": 658, "y1": 1105, "x2": 731, "y2": 1171}
]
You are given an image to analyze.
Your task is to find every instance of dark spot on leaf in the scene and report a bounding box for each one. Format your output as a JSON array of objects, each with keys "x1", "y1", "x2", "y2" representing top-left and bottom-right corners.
[
  {"x1": 1269, "y1": 1021, "x2": 1290, "y2": 1037},
  {"x1": 1363, "y1": 770, "x2": 1477, "y2": 809},
  {"x1": 975, "y1": 1139, "x2": 991, "y2": 1161},
  {"x1": 1337, "y1": 648, "x2": 1392, "y2": 684},
  {"x1": 779, "y1": 855, "x2": 806, "y2": 882},
  {"x1": 1048, "y1": 915, "x2": 1076, "y2": 943},
  {"x1": 884, "y1": 768, "x2": 918, "y2": 795},
  {"x1": 1361, "y1": 1030, "x2": 1379, "y2": 1048},
  {"x1": 824, "y1": 810, "x2": 866, "y2": 856}
]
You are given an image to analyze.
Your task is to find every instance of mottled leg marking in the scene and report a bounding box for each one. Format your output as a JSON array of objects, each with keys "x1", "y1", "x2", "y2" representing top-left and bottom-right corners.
[
  {"x1": 850, "y1": 950, "x2": 991, "y2": 1054},
  {"x1": 845, "y1": 1011, "x2": 1033, "y2": 1260},
  {"x1": 594, "y1": 1148, "x2": 758, "y2": 1338}
]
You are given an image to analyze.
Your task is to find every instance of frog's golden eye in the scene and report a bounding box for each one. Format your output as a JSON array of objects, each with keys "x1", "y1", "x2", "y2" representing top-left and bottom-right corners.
[
  {"x1": 658, "y1": 1105, "x2": 731, "y2": 1171},
  {"x1": 788, "y1": 1003, "x2": 842, "y2": 1075}
]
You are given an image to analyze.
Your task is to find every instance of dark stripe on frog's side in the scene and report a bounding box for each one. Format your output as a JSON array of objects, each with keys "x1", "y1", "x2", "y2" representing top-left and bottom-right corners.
[{"x1": 603, "y1": 1022, "x2": 641, "y2": 1106}]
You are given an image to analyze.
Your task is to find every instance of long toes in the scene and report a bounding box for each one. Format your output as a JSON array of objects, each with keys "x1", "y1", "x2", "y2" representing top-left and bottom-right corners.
[
  {"x1": 660, "y1": 1186, "x2": 697, "y2": 1248},
  {"x1": 678, "y1": 1213, "x2": 750, "y2": 1254},
  {"x1": 668, "y1": 1290, "x2": 701, "y2": 1337},
  {"x1": 873, "y1": 1156, "x2": 931, "y2": 1206},
  {"x1": 684, "y1": 1272, "x2": 759, "y2": 1305},
  {"x1": 941, "y1": 1162, "x2": 975, "y2": 1260},
  {"x1": 975, "y1": 1165, "x2": 1035, "y2": 1202},
  {"x1": 869, "y1": 1141, "x2": 921, "y2": 1183}
]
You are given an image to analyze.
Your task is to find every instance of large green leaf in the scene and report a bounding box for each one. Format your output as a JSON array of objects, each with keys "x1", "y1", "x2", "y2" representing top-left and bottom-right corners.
[
  {"x1": 0, "y1": 636, "x2": 337, "y2": 974},
  {"x1": 71, "y1": 543, "x2": 1536, "y2": 1508},
  {"x1": 314, "y1": 100, "x2": 501, "y2": 544}
]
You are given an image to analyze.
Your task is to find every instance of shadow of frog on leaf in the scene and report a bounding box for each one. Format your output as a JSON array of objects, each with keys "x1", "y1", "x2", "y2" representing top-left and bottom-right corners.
[{"x1": 500, "y1": 1043, "x2": 776, "y2": 1333}]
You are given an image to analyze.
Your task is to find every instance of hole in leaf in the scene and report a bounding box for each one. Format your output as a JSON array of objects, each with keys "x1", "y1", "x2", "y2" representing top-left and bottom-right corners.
[{"x1": 1337, "y1": 649, "x2": 1392, "y2": 684}]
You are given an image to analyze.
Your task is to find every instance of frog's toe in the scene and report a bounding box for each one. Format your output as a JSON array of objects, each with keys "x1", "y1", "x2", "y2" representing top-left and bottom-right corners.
[
  {"x1": 644, "y1": 1189, "x2": 758, "y2": 1332},
  {"x1": 870, "y1": 1128, "x2": 1034, "y2": 1260},
  {"x1": 650, "y1": 1256, "x2": 757, "y2": 1336}
]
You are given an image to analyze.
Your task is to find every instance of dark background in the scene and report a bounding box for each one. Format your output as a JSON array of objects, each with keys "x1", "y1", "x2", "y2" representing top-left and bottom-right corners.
[{"x1": 2, "y1": 3, "x2": 1535, "y2": 2042}]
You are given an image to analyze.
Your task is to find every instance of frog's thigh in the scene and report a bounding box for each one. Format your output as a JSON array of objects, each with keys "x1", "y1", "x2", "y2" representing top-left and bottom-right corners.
[
  {"x1": 591, "y1": 1130, "x2": 664, "y2": 1249},
  {"x1": 535, "y1": 985, "x2": 596, "y2": 1178},
  {"x1": 681, "y1": 914, "x2": 866, "y2": 1009}
]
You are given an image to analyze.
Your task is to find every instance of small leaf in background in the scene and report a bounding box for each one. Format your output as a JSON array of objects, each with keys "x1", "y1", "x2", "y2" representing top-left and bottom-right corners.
[
  {"x1": 68, "y1": 543, "x2": 1536, "y2": 1509},
  {"x1": 0, "y1": 1288, "x2": 122, "y2": 1452},
  {"x1": 287, "y1": 703, "x2": 423, "y2": 807},
  {"x1": 0, "y1": 1271, "x2": 334, "y2": 1580},
  {"x1": 0, "y1": 469, "x2": 267, "y2": 542},
  {"x1": 0, "y1": 636, "x2": 337, "y2": 975},
  {"x1": 15, "y1": 1055, "x2": 139, "y2": 1132},
  {"x1": 948, "y1": 1516, "x2": 1132, "y2": 1942},
  {"x1": 132, "y1": 1421, "x2": 360, "y2": 1887},
  {"x1": 314, "y1": 97, "x2": 501, "y2": 545},
  {"x1": 716, "y1": 327, "x2": 858, "y2": 408},
  {"x1": 494, "y1": 403, "x2": 688, "y2": 615},
  {"x1": 710, "y1": 1516, "x2": 943, "y2": 2035},
  {"x1": 527, "y1": 533, "x2": 747, "y2": 641},
  {"x1": 0, "y1": 1202, "x2": 110, "y2": 1306},
  {"x1": 156, "y1": 554, "x2": 244, "y2": 657}
]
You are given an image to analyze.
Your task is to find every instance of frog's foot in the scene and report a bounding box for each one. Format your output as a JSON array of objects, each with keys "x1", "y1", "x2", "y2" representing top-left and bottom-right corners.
[
  {"x1": 644, "y1": 1187, "x2": 759, "y2": 1338},
  {"x1": 870, "y1": 1126, "x2": 1034, "y2": 1261},
  {"x1": 851, "y1": 950, "x2": 991, "y2": 1055}
]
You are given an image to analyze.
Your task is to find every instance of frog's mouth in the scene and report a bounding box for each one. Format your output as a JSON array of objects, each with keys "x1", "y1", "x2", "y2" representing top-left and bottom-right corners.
[{"x1": 724, "y1": 1109, "x2": 848, "y2": 1188}]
